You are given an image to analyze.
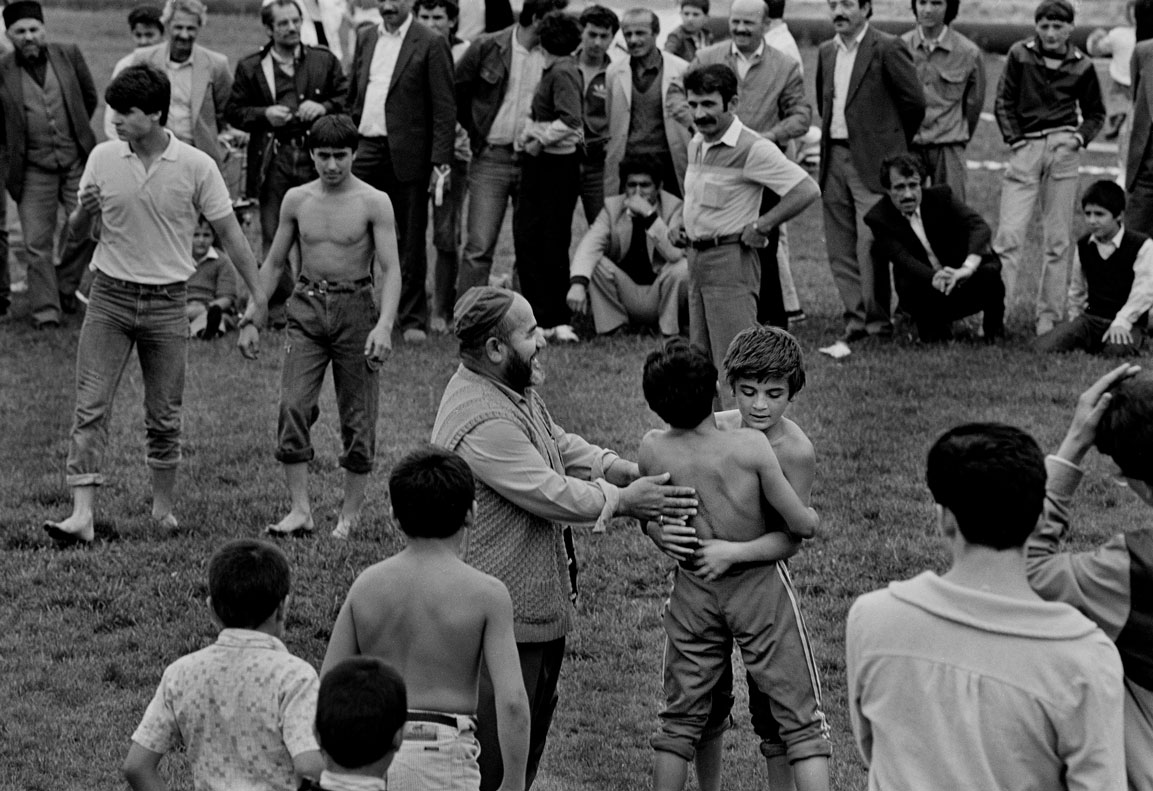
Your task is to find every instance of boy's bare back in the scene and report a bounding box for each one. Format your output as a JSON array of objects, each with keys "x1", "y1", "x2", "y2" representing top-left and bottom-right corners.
[{"x1": 283, "y1": 177, "x2": 392, "y2": 282}]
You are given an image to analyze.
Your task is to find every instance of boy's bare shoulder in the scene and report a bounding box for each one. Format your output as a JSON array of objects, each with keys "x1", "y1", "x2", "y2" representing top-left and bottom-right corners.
[{"x1": 773, "y1": 418, "x2": 814, "y2": 464}]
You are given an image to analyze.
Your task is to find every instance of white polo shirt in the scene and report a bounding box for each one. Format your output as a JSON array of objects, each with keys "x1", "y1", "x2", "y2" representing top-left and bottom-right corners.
[{"x1": 80, "y1": 132, "x2": 234, "y2": 284}]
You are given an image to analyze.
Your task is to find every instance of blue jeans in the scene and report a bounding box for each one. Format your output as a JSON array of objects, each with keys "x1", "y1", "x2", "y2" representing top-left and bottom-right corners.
[
  {"x1": 458, "y1": 145, "x2": 520, "y2": 294},
  {"x1": 277, "y1": 280, "x2": 380, "y2": 474},
  {"x1": 66, "y1": 271, "x2": 188, "y2": 486}
]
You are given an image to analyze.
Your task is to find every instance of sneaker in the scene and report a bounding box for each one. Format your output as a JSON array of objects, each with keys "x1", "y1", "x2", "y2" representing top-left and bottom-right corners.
[
  {"x1": 549, "y1": 324, "x2": 580, "y2": 343},
  {"x1": 785, "y1": 309, "x2": 807, "y2": 325},
  {"x1": 403, "y1": 328, "x2": 428, "y2": 343},
  {"x1": 430, "y1": 316, "x2": 449, "y2": 334},
  {"x1": 1036, "y1": 317, "x2": 1055, "y2": 337}
]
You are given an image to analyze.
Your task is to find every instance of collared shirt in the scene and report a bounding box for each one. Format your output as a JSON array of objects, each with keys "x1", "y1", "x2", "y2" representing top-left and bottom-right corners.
[
  {"x1": 764, "y1": 20, "x2": 803, "y2": 73},
  {"x1": 487, "y1": 32, "x2": 545, "y2": 145},
  {"x1": 1068, "y1": 226, "x2": 1153, "y2": 330},
  {"x1": 631, "y1": 46, "x2": 663, "y2": 95},
  {"x1": 903, "y1": 25, "x2": 984, "y2": 145},
  {"x1": 359, "y1": 14, "x2": 413, "y2": 137},
  {"x1": 731, "y1": 40, "x2": 764, "y2": 81},
  {"x1": 905, "y1": 208, "x2": 942, "y2": 270},
  {"x1": 80, "y1": 132, "x2": 234, "y2": 284},
  {"x1": 269, "y1": 44, "x2": 300, "y2": 78},
  {"x1": 830, "y1": 24, "x2": 869, "y2": 140},
  {"x1": 131, "y1": 629, "x2": 320, "y2": 791},
  {"x1": 167, "y1": 56, "x2": 195, "y2": 143}
]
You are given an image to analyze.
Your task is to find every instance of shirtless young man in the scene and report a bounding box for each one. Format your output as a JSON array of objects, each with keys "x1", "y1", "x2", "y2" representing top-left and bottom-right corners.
[
  {"x1": 239, "y1": 114, "x2": 401, "y2": 538},
  {"x1": 320, "y1": 446, "x2": 531, "y2": 791}
]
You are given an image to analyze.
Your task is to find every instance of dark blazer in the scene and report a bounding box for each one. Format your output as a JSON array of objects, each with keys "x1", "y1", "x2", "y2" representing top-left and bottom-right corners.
[
  {"x1": 346, "y1": 19, "x2": 455, "y2": 181},
  {"x1": 864, "y1": 184, "x2": 998, "y2": 288},
  {"x1": 0, "y1": 43, "x2": 97, "y2": 202},
  {"x1": 227, "y1": 44, "x2": 348, "y2": 198},
  {"x1": 816, "y1": 26, "x2": 925, "y2": 193},
  {"x1": 454, "y1": 26, "x2": 515, "y2": 154},
  {"x1": 1128, "y1": 40, "x2": 1153, "y2": 193}
]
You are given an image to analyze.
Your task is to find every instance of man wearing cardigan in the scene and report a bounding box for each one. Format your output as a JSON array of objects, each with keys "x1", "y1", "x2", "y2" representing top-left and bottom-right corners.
[{"x1": 432, "y1": 286, "x2": 698, "y2": 791}]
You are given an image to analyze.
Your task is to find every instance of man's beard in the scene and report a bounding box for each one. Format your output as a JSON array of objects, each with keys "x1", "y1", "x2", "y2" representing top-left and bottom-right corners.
[{"x1": 506, "y1": 352, "x2": 544, "y2": 391}]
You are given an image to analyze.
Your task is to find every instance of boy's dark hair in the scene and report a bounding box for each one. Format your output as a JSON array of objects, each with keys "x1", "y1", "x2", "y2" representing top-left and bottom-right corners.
[
  {"x1": 1034, "y1": 0, "x2": 1073, "y2": 23},
  {"x1": 879, "y1": 153, "x2": 925, "y2": 190},
  {"x1": 389, "y1": 446, "x2": 476, "y2": 538},
  {"x1": 578, "y1": 3, "x2": 619, "y2": 33},
  {"x1": 623, "y1": 7, "x2": 659, "y2": 33},
  {"x1": 208, "y1": 539, "x2": 291, "y2": 629},
  {"x1": 643, "y1": 339, "x2": 717, "y2": 429},
  {"x1": 619, "y1": 153, "x2": 663, "y2": 187},
  {"x1": 316, "y1": 657, "x2": 408, "y2": 769},
  {"x1": 1137, "y1": 0, "x2": 1153, "y2": 42},
  {"x1": 722, "y1": 325, "x2": 806, "y2": 397},
  {"x1": 195, "y1": 214, "x2": 218, "y2": 244},
  {"x1": 538, "y1": 11, "x2": 581, "y2": 57},
  {"x1": 926, "y1": 423, "x2": 1046, "y2": 550},
  {"x1": 1096, "y1": 373, "x2": 1153, "y2": 486},
  {"x1": 520, "y1": 0, "x2": 568, "y2": 28},
  {"x1": 766, "y1": 0, "x2": 785, "y2": 19},
  {"x1": 909, "y1": 0, "x2": 958, "y2": 24},
  {"x1": 1081, "y1": 179, "x2": 1126, "y2": 217},
  {"x1": 260, "y1": 0, "x2": 303, "y2": 28},
  {"x1": 681, "y1": 0, "x2": 710, "y2": 14},
  {"x1": 128, "y1": 4, "x2": 164, "y2": 31},
  {"x1": 105, "y1": 63, "x2": 171, "y2": 125},
  {"x1": 684, "y1": 63, "x2": 738, "y2": 106},
  {"x1": 308, "y1": 114, "x2": 359, "y2": 151},
  {"x1": 416, "y1": 0, "x2": 460, "y2": 20}
]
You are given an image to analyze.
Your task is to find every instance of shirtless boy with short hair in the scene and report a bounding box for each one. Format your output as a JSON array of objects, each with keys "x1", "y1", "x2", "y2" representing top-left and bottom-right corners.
[
  {"x1": 320, "y1": 446, "x2": 531, "y2": 791},
  {"x1": 239, "y1": 114, "x2": 401, "y2": 539}
]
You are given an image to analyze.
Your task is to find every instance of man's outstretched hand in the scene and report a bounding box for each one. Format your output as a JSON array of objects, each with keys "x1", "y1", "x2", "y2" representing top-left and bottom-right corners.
[{"x1": 618, "y1": 472, "x2": 697, "y2": 521}]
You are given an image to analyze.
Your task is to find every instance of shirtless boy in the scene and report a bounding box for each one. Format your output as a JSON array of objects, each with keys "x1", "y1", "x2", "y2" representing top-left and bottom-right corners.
[
  {"x1": 639, "y1": 339, "x2": 830, "y2": 791},
  {"x1": 320, "y1": 446, "x2": 530, "y2": 791},
  {"x1": 239, "y1": 114, "x2": 401, "y2": 539}
]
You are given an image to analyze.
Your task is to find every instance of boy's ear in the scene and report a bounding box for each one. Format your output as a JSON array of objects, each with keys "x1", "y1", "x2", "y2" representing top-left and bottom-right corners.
[
  {"x1": 463, "y1": 500, "x2": 477, "y2": 531},
  {"x1": 206, "y1": 596, "x2": 224, "y2": 630},
  {"x1": 935, "y1": 503, "x2": 957, "y2": 540}
]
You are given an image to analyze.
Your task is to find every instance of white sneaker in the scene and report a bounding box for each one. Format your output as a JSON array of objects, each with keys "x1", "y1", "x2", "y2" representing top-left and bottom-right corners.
[
  {"x1": 331, "y1": 522, "x2": 350, "y2": 540},
  {"x1": 550, "y1": 324, "x2": 580, "y2": 343},
  {"x1": 818, "y1": 340, "x2": 852, "y2": 359}
]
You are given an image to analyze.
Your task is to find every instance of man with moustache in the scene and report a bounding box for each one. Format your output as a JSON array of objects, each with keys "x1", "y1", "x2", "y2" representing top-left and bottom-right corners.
[
  {"x1": 432, "y1": 285, "x2": 699, "y2": 791},
  {"x1": 575, "y1": 4, "x2": 619, "y2": 223}
]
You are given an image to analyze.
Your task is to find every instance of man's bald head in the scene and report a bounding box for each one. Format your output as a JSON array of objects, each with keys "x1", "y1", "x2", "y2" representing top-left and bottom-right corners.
[
  {"x1": 729, "y1": 0, "x2": 767, "y2": 53},
  {"x1": 729, "y1": 0, "x2": 767, "y2": 21}
]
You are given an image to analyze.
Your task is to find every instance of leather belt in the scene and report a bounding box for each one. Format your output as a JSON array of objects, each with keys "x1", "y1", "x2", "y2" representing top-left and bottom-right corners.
[{"x1": 689, "y1": 233, "x2": 743, "y2": 251}]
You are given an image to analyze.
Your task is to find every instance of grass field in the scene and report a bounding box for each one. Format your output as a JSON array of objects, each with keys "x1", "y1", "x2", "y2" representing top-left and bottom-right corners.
[{"x1": 0, "y1": 8, "x2": 1141, "y2": 791}]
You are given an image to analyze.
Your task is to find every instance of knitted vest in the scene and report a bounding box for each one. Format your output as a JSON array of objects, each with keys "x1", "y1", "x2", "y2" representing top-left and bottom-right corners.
[
  {"x1": 628, "y1": 61, "x2": 667, "y2": 155},
  {"x1": 22, "y1": 64, "x2": 79, "y2": 172},
  {"x1": 432, "y1": 365, "x2": 573, "y2": 643},
  {"x1": 1078, "y1": 229, "x2": 1150, "y2": 324}
]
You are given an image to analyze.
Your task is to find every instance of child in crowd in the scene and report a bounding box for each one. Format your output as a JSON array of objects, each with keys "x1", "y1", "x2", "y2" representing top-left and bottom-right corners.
[
  {"x1": 1036, "y1": 180, "x2": 1153, "y2": 356},
  {"x1": 301, "y1": 656, "x2": 408, "y2": 791},
  {"x1": 639, "y1": 339, "x2": 829, "y2": 791},
  {"x1": 664, "y1": 0, "x2": 713, "y2": 62},
  {"x1": 127, "y1": 4, "x2": 163, "y2": 47},
  {"x1": 122, "y1": 539, "x2": 323, "y2": 791},
  {"x1": 186, "y1": 216, "x2": 238, "y2": 340},
  {"x1": 1087, "y1": 1, "x2": 1137, "y2": 141},
  {"x1": 993, "y1": 0, "x2": 1106, "y2": 336},
  {"x1": 321, "y1": 446, "x2": 530, "y2": 791}
]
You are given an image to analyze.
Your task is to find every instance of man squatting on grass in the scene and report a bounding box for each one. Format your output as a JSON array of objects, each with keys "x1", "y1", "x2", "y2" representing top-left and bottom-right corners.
[
  {"x1": 239, "y1": 114, "x2": 402, "y2": 541},
  {"x1": 322, "y1": 447, "x2": 530, "y2": 791},
  {"x1": 43, "y1": 63, "x2": 266, "y2": 546}
]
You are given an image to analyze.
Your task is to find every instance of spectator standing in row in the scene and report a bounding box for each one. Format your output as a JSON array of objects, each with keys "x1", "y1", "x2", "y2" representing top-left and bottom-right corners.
[
  {"x1": 455, "y1": 0, "x2": 514, "y2": 41},
  {"x1": 1125, "y1": 0, "x2": 1153, "y2": 235},
  {"x1": 604, "y1": 8, "x2": 693, "y2": 198},
  {"x1": 901, "y1": 0, "x2": 984, "y2": 203},
  {"x1": 992, "y1": 0, "x2": 1104, "y2": 336},
  {"x1": 664, "y1": 0, "x2": 712, "y2": 63},
  {"x1": 0, "y1": 0, "x2": 97, "y2": 328},
  {"x1": 347, "y1": 0, "x2": 455, "y2": 344},
  {"x1": 574, "y1": 4, "x2": 618, "y2": 224},
  {"x1": 763, "y1": 0, "x2": 801, "y2": 67}
]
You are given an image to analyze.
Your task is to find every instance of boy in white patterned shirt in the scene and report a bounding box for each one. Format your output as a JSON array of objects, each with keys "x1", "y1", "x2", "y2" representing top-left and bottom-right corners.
[{"x1": 122, "y1": 539, "x2": 323, "y2": 790}]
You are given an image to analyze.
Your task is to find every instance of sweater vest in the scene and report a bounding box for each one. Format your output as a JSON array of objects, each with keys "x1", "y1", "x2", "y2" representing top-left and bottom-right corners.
[
  {"x1": 628, "y1": 63, "x2": 668, "y2": 155},
  {"x1": 432, "y1": 366, "x2": 574, "y2": 643},
  {"x1": 1117, "y1": 529, "x2": 1153, "y2": 691},
  {"x1": 22, "y1": 63, "x2": 80, "y2": 172},
  {"x1": 1078, "y1": 230, "x2": 1150, "y2": 324}
]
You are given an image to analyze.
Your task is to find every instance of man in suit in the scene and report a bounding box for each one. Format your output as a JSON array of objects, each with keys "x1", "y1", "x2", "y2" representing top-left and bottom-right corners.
[
  {"x1": 817, "y1": 0, "x2": 924, "y2": 352},
  {"x1": 603, "y1": 7, "x2": 694, "y2": 198},
  {"x1": 347, "y1": 0, "x2": 455, "y2": 342},
  {"x1": 1126, "y1": 2, "x2": 1153, "y2": 236},
  {"x1": 566, "y1": 153, "x2": 688, "y2": 336},
  {"x1": 0, "y1": 1, "x2": 97, "y2": 328},
  {"x1": 864, "y1": 153, "x2": 1003, "y2": 342}
]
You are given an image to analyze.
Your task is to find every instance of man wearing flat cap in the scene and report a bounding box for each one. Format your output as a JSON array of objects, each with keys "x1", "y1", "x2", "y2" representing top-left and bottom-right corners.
[
  {"x1": 0, "y1": 0, "x2": 98, "y2": 328},
  {"x1": 432, "y1": 285, "x2": 699, "y2": 791}
]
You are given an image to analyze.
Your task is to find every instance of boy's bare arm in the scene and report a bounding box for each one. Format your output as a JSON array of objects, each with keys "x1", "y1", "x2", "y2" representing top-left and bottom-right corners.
[
  {"x1": 482, "y1": 583, "x2": 530, "y2": 791},
  {"x1": 319, "y1": 594, "x2": 360, "y2": 679},
  {"x1": 212, "y1": 212, "x2": 264, "y2": 322},
  {"x1": 123, "y1": 743, "x2": 166, "y2": 791},
  {"x1": 367, "y1": 191, "x2": 402, "y2": 361},
  {"x1": 748, "y1": 431, "x2": 818, "y2": 537},
  {"x1": 237, "y1": 192, "x2": 302, "y2": 358}
]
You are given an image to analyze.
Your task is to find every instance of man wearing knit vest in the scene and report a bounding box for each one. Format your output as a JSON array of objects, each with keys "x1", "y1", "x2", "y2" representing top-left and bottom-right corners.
[
  {"x1": 1036, "y1": 180, "x2": 1153, "y2": 356},
  {"x1": 431, "y1": 286, "x2": 698, "y2": 791}
]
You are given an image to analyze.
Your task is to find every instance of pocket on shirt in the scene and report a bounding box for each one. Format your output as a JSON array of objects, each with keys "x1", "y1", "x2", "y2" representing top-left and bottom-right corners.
[
  {"x1": 934, "y1": 68, "x2": 969, "y2": 102},
  {"x1": 699, "y1": 181, "x2": 735, "y2": 210}
]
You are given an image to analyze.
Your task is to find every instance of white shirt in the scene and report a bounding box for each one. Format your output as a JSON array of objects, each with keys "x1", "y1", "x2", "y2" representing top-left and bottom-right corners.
[
  {"x1": 358, "y1": 14, "x2": 413, "y2": 137},
  {"x1": 1068, "y1": 225, "x2": 1153, "y2": 330},
  {"x1": 905, "y1": 208, "x2": 942, "y2": 270},
  {"x1": 166, "y1": 56, "x2": 195, "y2": 143},
  {"x1": 731, "y1": 40, "x2": 764, "y2": 81},
  {"x1": 830, "y1": 24, "x2": 868, "y2": 140},
  {"x1": 487, "y1": 31, "x2": 544, "y2": 145},
  {"x1": 764, "y1": 21, "x2": 802, "y2": 73},
  {"x1": 457, "y1": 0, "x2": 485, "y2": 42}
]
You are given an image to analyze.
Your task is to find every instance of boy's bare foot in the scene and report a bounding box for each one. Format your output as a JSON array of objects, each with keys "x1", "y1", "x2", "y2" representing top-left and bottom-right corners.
[
  {"x1": 42, "y1": 512, "x2": 95, "y2": 545},
  {"x1": 265, "y1": 509, "x2": 315, "y2": 537},
  {"x1": 331, "y1": 515, "x2": 354, "y2": 540}
]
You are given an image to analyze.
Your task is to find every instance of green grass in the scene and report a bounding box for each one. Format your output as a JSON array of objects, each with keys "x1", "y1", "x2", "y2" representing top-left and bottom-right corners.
[{"x1": 0, "y1": 11, "x2": 1141, "y2": 791}]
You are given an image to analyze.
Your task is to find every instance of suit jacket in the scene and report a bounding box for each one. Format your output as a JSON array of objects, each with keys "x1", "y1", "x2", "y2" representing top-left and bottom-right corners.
[
  {"x1": 346, "y1": 19, "x2": 455, "y2": 181},
  {"x1": 570, "y1": 190, "x2": 685, "y2": 280},
  {"x1": 1128, "y1": 40, "x2": 1153, "y2": 193},
  {"x1": 603, "y1": 50, "x2": 694, "y2": 196},
  {"x1": 120, "y1": 43, "x2": 233, "y2": 165},
  {"x1": 864, "y1": 184, "x2": 997, "y2": 289},
  {"x1": 226, "y1": 44, "x2": 347, "y2": 198},
  {"x1": 816, "y1": 26, "x2": 925, "y2": 192},
  {"x1": 692, "y1": 42, "x2": 810, "y2": 143},
  {"x1": 454, "y1": 26, "x2": 518, "y2": 154},
  {"x1": 0, "y1": 43, "x2": 97, "y2": 202}
]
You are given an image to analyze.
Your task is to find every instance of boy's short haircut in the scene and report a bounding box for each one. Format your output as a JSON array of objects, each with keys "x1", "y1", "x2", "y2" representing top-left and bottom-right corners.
[
  {"x1": 619, "y1": 153, "x2": 663, "y2": 187},
  {"x1": 416, "y1": 0, "x2": 460, "y2": 19},
  {"x1": 316, "y1": 657, "x2": 408, "y2": 770},
  {"x1": 1096, "y1": 373, "x2": 1153, "y2": 486},
  {"x1": 208, "y1": 539, "x2": 291, "y2": 629},
  {"x1": 519, "y1": 0, "x2": 568, "y2": 28},
  {"x1": 578, "y1": 3, "x2": 619, "y2": 33},
  {"x1": 1034, "y1": 0, "x2": 1073, "y2": 23},
  {"x1": 538, "y1": 11, "x2": 581, "y2": 57},
  {"x1": 879, "y1": 153, "x2": 925, "y2": 190},
  {"x1": 1081, "y1": 179, "x2": 1126, "y2": 217},
  {"x1": 766, "y1": 0, "x2": 785, "y2": 19},
  {"x1": 681, "y1": 0, "x2": 710, "y2": 14},
  {"x1": 685, "y1": 63, "x2": 738, "y2": 106},
  {"x1": 195, "y1": 214, "x2": 218, "y2": 243},
  {"x1": 926, "y1": 423, "x2": 1046, "y2": 550},
  {"x1": 308, "y1": 114, "x2": 359, "y2": 151},
  {"x1": 389, "y1": 446, "x2": 476, "y2": 538},
  {"x1": 909, "y1": 0, "x2": 957, "y2": 24},
  {"x1": 722, "y1": 325, "x2": 806, "y2": 397},
  {"x1": 128, "y1": 4, "x2": 164, "y2": 31},
  {"x1": 643, "y1": 339, "x2": 717, "y2": 429},
  {"x1": 105, "y1": 64, "x2": 171, "y2": 125}
]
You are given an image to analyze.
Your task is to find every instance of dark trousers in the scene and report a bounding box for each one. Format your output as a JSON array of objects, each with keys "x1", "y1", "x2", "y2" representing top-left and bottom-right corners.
[
  {"x1": 1127, "y1": 144, "x2": 1153, "y2": 237},
  {"x1": 1035, "y1": 312, "x2": 1145, "y2": 356},
  {"x1": 756, "y1": 188, "x2": 785, "y2": 327},
  {"x1": 894, "y1": 259, "x2": 1005, "y2": 341},
  {"x1": 477, "y1": 637, "x2": 565, "y2": 791},
  {"x1": 0, "y1": 195, "x2": 9, "y2": 312},
  {"x1": 514, "y1": 151, "x2": 580, "y2": 328},
  {"x1": 352, "y1": 136, "x2": 431, "y2": 332}
]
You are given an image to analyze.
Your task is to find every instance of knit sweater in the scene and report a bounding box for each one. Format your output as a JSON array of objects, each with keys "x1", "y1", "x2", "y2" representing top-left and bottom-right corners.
[{"x1": 432, "y1": 366, "x2": 574, "y2": 643}]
